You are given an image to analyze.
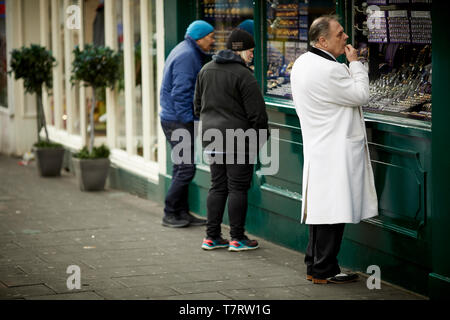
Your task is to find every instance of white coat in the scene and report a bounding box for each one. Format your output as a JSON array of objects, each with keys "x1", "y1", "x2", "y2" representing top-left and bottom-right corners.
[{"x1": 290, "y1": 50, "x2": 378, "y2": 224}]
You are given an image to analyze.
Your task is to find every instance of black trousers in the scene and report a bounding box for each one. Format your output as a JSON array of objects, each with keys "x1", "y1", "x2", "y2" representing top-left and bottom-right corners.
[
  {"x1": 206, "y1": 160, "x2": 254, "y2": 240},
  {"x1": 305, "y1": 224, "x2": 346, "y2": 279}
]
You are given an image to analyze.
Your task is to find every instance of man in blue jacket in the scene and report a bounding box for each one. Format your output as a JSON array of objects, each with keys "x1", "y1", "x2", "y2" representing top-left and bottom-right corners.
[{"x1": 160, "y1": 20, "x2": 215, "y2": 228}]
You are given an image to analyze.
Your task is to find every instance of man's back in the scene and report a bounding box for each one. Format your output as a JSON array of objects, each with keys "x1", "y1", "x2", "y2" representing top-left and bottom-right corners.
[
  {"x1": 290, "y1": 49, "x2": 376, "y2": 225},
  {"x1": 160, "y1": 37, "x2": 204, "y2": 123},
  {"x1": 291, "y1": 51, "x2": 369, "y2": 152}
]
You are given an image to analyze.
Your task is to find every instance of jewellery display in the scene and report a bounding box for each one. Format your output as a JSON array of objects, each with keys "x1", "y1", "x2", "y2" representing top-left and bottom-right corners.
[
  {"x1": 265, "y1": 0, "x2": 335, "y2": 99},
  {"x1": 200, "y1": 0, "x2": 254, "y2": 52},
  {"x1": 354, "y1": 0, "x2": 432, "y2": 121}
]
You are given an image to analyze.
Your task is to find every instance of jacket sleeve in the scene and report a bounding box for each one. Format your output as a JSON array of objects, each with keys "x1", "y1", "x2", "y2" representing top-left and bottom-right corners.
[
  {"x1": 324, "y1": 61, "x2": 369, "y2": 107},
  {"x1": 193, "y1": 71, "x2": 202, "y2": 118},
  {"x1": 170, "y1": 56, "x2": 197, "y2": 123},
  {"x1": 239, "y1": 75, "x2": 269, "y2": 131}
]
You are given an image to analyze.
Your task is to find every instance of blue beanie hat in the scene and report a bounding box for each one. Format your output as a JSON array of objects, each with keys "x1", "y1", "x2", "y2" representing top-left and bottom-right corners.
[
  {"x1": 185, "y1": 20, "x2": 214, "y2": 40},
  {"x1": 238, "y1": 19, "x2": 254, "y2": 36}
]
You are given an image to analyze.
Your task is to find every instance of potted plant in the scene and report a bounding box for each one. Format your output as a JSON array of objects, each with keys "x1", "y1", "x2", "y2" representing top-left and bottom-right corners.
[
  {"x1": 70, "y1": 44, "x2": 121, "y2": 191},
  {"x1": 9, "y1": 44, "x2": 64, "y2": 177}
]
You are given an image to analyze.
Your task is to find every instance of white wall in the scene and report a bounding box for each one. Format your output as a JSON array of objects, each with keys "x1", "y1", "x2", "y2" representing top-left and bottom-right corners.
[{"x1": 0, "y1": 0, "x2": 41, "y2": 156}]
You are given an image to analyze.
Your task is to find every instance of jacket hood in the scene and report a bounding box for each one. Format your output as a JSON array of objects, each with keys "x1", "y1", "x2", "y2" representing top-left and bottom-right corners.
[{"x1": 212, "y1": 49, "x2": 247, "y2": 67}]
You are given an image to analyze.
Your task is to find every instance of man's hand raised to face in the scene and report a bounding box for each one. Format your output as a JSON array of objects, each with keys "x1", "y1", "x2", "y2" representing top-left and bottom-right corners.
[{"x1": 344, "y1": 44, "x2": 358, "y2": 63}]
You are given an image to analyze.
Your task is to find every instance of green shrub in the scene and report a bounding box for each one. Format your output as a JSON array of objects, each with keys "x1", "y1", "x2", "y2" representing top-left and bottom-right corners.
[
  {"x1": 33, "y1": 141, "x2": 63, "y2": 149},
  {"x1": 73, "y1": 144, "x2": 110, "y2": 159},
  {"x1": 71, "y1": 44, "x2": 121, "y2": 155},
  {"x1": 9, "y1": 45, "x2": 57, "y2": 144}
]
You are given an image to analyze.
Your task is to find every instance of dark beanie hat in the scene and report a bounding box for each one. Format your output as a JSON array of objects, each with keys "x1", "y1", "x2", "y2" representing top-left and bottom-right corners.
[{"x1": 226, "y1": 29, "x2": 255, "y2": 51}]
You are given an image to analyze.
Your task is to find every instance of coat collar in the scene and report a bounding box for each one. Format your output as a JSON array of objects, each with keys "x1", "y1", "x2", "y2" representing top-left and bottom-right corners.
[
  {"x1": 185, "y1": 35, "x2": 211, "y2": 59},
  {"x1": 309, "y1": 47, "x2": 337, "y2": 62}
]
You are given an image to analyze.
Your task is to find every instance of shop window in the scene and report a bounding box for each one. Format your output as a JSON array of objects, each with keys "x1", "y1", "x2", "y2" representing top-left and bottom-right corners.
[
  {"x1": 133, "y1": 0, "x2": 143, "y2": 156},
  {"x1": 48, "y1": 1, "x2": 55, "y2": 126},
  {"x1": 354, "y1": 0, "x2": 432, "y2": 122},
  {"x1": 116, "y1": 0, "x2": 126, "y2": 151},
  {"x1": 265, "y1": 0, "x2": 335, "y2": 99},
  {"x1": 70, "y1": 0, "x2": 81, "y2": 135},
  {"x1": 86, "y1": 0, "x2": 107, "y2": 138},
  {"x1": 200, "y1": 0, "x2": 254, "y2": 53},
  {"x1": 59, "y1": 1, "x2": 67, "y2": 130},
  {"x1": 0, "y1": 1, "x2": 7, "y2": 108}
]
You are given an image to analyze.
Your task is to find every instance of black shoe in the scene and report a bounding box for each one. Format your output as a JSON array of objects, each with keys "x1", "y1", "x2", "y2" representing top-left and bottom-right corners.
[
  {"x1": 162, "y1": 215, "x2": 190, "y2": 228},
  {"x1": 181, "y1": 212, "x2": 207, "y2": 226},
  {"x1": 327, "y1": 273, "x2": 359, "y2": 284}
]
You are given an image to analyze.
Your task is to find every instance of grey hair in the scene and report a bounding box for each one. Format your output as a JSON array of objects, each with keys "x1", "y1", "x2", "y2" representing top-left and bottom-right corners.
[{"x1": 309, "y1": 14, "x2": 340, "y2": 46}]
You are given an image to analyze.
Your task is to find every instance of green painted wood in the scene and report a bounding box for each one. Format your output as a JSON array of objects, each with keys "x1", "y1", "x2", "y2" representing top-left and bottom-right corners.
[
  {"x1": 107, "y1": 0, "x2": 448, "y2": 298},
  {"x1": 429, "y1": 0, "x2": 450, "y2": 300}
]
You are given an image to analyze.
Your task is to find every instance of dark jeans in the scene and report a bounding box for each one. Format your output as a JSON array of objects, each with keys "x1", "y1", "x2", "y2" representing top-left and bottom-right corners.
[
  {"x1": 206, "y1": 159, "x2": 254, "y2": 240},
  {"x1": 305, "y1": 224, "x2": 346, "y2": 279},
  {"x1": 161, "y1": 120, "x2": 196, "y2": 218}
]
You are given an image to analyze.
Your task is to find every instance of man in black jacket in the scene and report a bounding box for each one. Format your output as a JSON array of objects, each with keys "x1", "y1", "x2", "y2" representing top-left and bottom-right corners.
[{"x1": 194, "y1": 29, "x2": 269, "y2": 252}]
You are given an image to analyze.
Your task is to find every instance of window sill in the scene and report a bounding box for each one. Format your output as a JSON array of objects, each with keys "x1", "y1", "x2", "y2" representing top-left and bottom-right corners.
[{"x1": 264, "y1": 95, "x2": 432, "y2": 136}]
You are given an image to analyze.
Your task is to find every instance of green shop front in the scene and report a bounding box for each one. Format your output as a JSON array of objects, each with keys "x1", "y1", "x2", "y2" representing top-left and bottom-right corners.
[{"x1": 151, "y1": 0, "x2": 449, "y2": 298}]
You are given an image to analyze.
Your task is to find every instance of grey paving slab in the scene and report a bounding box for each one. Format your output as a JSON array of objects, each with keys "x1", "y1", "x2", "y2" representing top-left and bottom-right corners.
[
  {"x1": 0, "y1": 284, "x2": 55, "y2": 299},
  {"x1": 96, "y1": 285, "x2": 180, "y2": 300},
  {"x1": 161, "y1": 292, "x2": 232, "y2": 300},
  {"x1": 220, "y1": 287, "x2": 309, "y2": 300},
  {"x1": 26, "y1": 291, "x2": 105, "y2": 300},
  {"x1": 44, "y1": 277, "x2": 126, "y2": 294},
  {"x1": 0, "y1": 154, "x2": 427, "y2": 300},
  {"x1": 169, "y1": 280, "x2": 250, "y2": 295}
]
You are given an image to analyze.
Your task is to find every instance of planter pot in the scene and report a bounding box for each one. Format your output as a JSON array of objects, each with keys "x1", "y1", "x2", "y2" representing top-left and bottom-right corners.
[
  {"x1": 34, "y1": 147, "x2": 65, "y2": 177},
  {"x1": 72, "y1": 157, "x2": 110, "y2": 191}
]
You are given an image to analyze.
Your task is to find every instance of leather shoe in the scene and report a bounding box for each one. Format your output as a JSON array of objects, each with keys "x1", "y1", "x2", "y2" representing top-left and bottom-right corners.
[
  {"x1": 312, "y1": 273, "x2": 359, "y2": 284},
  {"x1": 181, "y1": 212, "x2": 207, "y2": 226},
  {"x1": 328, "y1": 273, "x2": 359, "y2": 284},
  {"x1": 162, "y1": 215, "x2": 190, "y2": 228}
]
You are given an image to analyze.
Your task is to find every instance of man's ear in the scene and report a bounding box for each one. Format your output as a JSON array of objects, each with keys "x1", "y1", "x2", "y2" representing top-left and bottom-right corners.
[{"x1": 319, "y1": 36, "x2": 328, "y2": 48}]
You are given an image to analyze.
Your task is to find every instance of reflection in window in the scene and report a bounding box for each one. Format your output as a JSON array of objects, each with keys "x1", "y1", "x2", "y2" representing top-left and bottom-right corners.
[
  {"x1": 116, "y1": 0, "x2": 126, "y2": 151},
  {"x1": 89, "y1": 0, "x2": 106, "y2": 138},
  {"x1": 0, "y1": 1, "x2": 7, "y2": 108},
  {"x1": 134, "y1": 0, "x2": 143, "y2": 156},
  {"x1": 71, "y1": 0, "x2": 81, "y2": 135},
  {"x1": 266, "y1": 0, "x2": 335, "y2": 99},
  {"x1": 200, "y1": 0, "x2": 254, "y2": 53}
]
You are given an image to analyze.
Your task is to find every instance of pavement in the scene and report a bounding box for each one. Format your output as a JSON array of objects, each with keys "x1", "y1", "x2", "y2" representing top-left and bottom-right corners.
[{"x1": 0, "y1": 153, "x2": 427, "y2": 300}]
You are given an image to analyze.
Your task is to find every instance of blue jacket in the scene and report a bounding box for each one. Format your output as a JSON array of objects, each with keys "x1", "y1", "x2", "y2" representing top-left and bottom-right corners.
[{"x1": 160, "y1": 36, "x2": 209, "y2": 123}]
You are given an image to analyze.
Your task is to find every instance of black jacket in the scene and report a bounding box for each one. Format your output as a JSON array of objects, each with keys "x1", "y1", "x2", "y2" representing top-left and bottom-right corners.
[{"x1": 194, "y1": 50, "x2": 268, "y2": 153}]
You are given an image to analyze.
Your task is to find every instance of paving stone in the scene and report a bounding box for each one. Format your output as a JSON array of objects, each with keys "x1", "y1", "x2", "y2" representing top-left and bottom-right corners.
[
  {"x1": 169, "y1": 280, "x2": 249, "y2": 295},
  {"x1": 0, "y1": 284, "x2": 55, "y2": 299},
  {"x1": 0, "y1": 155, "x2": 428, "y2": 301},
  {"x1": 27, "y1": 291, "x2": 105, "y2": 300},
  {"x1": 96, "y1": 285, "x2": 180, "y2": 300},
  {"x1": 114, "y1": 273, "x2": 196, "y2": 288},
  {"x1": 220, "y1": 287, "x2": 309, "y2": 300},
  {"x1": 288, "y1": 279, "x2": 403, "y2": 299},
  {"x1": 0, "y1": 274, "x2": 46, "y2": 287},
  {"x1": 45, "y1": 278, "x2": 126, "y2": 294},
  {"x1": 161, "y1": 292, "x2": 232, "y2": 300}
]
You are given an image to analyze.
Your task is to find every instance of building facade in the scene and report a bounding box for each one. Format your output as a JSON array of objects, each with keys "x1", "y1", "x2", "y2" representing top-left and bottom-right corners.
[{"x1": 1, "y1": 0, "x2": 449, "y2": 299}]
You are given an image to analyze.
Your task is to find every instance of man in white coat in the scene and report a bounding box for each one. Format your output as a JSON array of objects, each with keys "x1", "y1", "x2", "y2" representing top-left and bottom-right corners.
[{"x1": 291, "y1": 15, "x2": 378, "y2": 284}]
